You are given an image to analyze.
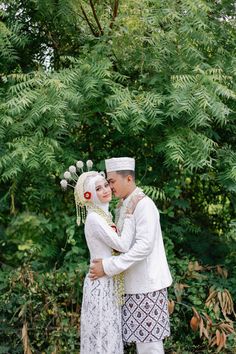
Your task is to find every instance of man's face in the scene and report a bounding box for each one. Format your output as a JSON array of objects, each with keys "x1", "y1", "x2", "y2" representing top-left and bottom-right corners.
[{"x1": 106, "y1": 171, "x2": 129, "y2": 199}]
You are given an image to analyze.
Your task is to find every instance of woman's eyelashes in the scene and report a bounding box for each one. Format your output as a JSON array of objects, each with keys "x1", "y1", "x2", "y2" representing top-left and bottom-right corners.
[{"x1": 96, "y1": 183, "x2": 109, "y2": 191}]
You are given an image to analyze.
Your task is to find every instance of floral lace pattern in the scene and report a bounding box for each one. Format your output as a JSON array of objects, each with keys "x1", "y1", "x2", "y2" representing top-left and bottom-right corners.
[{"x1": 80, "y1": 275, "x2": 124, "y2": 354}]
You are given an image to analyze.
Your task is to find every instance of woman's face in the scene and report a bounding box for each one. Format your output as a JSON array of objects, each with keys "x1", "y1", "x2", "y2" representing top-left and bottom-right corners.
[{"x1": 95, "y1": 178, "x2": 112, "y2": 203}]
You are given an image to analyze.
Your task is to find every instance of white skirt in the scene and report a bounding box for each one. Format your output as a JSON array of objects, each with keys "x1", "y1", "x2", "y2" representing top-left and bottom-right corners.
[{"x1": 80, "y1": 274, "x2": 124, "y2": 354}]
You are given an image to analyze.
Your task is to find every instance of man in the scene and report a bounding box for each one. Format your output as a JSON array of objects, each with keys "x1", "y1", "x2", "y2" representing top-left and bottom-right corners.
[{"x1": 89, "y1": 157, "x2": 172, "y2": 354}]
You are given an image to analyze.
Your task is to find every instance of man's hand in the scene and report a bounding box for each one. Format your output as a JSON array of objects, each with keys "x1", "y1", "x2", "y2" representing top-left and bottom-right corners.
[{"x1": 89, "y1": 259, "x2": 105, "y2": 280}]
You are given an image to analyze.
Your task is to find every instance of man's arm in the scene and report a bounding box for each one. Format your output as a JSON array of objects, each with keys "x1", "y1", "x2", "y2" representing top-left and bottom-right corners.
[
  {"x1": 87, "y1": 212, "x2": 135, "y2": 253},
  {"x1": 90, "y1": 198, "x2": 158, "y2": 279}
]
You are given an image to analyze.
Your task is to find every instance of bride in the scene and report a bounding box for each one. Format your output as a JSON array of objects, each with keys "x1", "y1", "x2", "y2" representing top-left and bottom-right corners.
[{"x1": 61, "y1": 163, "x2": 137, "y2": 354}]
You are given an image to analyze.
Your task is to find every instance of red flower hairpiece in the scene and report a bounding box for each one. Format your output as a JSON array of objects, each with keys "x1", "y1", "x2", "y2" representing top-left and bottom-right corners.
[
  {"x1": 111, "y1": 225, "x2": 118, "y2": 233},
  {"x1": 84, "y1": 191, "x2": 91, "y2": 200}
]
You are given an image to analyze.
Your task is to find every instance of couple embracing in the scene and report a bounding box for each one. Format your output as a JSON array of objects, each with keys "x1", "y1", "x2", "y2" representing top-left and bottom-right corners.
[{"x1": 61, "y1": 157, "x2": 172, "y2": 354}]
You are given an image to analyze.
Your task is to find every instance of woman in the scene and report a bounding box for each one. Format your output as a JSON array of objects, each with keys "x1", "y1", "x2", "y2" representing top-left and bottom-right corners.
[{"x1": 62, "y1": 167, "x2": 136, "y2": 354}]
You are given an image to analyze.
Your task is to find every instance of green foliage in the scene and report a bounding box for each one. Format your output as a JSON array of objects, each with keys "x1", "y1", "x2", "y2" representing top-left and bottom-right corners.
[
  {"x1": 0, "y1": 258, "x2": 235, "y2": 353},
  {"x1": 165, "y1": 258, "x2": 236, "y2": 353},
  {"x1": 0, "y1": 0, "x2": 236, "y2": 352},
  {"x1": 0, "y1": 18, "x2": 27, "y2": 72},
  {"x1": 0, "y1": 264, "x2": 87, "y2": 353}
]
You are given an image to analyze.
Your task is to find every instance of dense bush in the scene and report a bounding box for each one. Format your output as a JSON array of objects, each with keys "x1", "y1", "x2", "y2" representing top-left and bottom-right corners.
[{"x1": 1, "y1": 254, "x2": 235, "y2": 353}]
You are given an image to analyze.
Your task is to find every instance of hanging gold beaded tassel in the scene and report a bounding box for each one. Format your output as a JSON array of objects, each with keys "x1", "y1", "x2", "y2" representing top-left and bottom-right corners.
[
  {"x1": 113, "y1": 267, "x2": 125, "y2": 305},
  {"x1": 75, "y1": 200, "x2": 81, "y2": 226},
  {"x1": 75, "y1": 200, "x2": 87, "y2": 226},
  {"x1": 81, "y1": 205, "x2": 87, "y2": 224},
  {"x1": 75, "y1": 193, "x2": 84, "y2": 226},
  {"x1": 112, "y1": 247, "x2": 125, "y2": 305}
]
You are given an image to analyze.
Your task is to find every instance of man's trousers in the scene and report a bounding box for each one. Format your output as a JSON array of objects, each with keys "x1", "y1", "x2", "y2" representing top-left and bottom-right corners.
[{"x1": 136, "y1": 340, "x2": 164, "y2": 354}]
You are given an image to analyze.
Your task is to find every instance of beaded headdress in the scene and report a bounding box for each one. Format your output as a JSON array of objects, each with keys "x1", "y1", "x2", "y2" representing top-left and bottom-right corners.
[{"x1": 60, "y1": 160, "x2": 105, "y2": 225}]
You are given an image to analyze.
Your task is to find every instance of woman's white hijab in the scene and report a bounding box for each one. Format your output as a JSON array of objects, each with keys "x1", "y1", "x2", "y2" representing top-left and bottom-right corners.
[{"x1": 84, "y1": 173, "x2": 109, "y2": 214}]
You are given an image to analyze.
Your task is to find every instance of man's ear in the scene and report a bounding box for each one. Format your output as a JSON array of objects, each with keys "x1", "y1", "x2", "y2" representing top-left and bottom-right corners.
[{"x1": 127, "y1": 175, "x2": 133, "y2": 182}]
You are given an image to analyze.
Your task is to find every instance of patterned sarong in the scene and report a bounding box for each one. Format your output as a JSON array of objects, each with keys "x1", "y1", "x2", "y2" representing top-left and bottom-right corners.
[{"x1": 122, "y1": 288, "x2": 170, "y2": 343}]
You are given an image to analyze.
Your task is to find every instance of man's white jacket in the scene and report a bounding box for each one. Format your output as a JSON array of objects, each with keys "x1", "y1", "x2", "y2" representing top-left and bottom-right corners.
[{"x1": 103, "y1": 193, "x2": 173, "y2": 294}]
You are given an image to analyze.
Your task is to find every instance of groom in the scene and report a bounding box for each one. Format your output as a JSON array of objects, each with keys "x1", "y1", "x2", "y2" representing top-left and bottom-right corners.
[{"x1": 89, "y1": 157, "x2": 172, "y2": 354}]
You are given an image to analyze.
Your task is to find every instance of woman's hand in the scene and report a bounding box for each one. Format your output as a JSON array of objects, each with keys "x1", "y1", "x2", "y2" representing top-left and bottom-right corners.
[{"x1": 89, "y1": 259, "x2": 105, "y2": 280}]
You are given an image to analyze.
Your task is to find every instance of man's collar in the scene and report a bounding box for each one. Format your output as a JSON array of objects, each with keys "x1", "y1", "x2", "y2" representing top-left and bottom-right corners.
[{"x1": 122, "y1": 187, "x2": 139, "y2": 207}]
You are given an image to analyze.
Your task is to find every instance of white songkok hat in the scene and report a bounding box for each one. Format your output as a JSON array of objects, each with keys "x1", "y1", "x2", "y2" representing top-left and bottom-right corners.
[{"x1": 105, "y1": 157, "x2": 135, "y2": 172}]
